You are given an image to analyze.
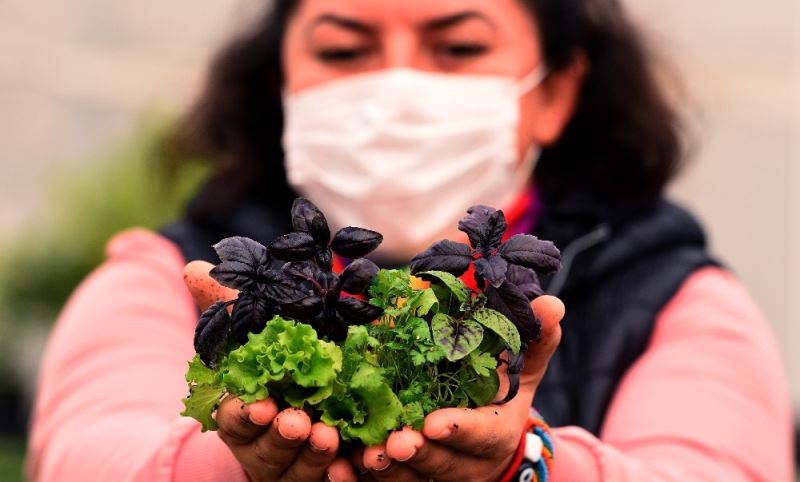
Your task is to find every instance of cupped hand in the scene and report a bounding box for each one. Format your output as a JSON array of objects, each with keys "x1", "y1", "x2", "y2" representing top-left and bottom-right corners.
[
  {"x1": 359, "y1": 295, "x2": 565, "y2": 482},
  {"x1": 184, "y1": 261, "x2": 357, "y2": 482}
]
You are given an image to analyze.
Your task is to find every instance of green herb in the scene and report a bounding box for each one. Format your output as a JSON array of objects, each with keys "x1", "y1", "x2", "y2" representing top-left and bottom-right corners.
[{"x1": 181, "y1": 198, "x2": 561, "y2": 445}]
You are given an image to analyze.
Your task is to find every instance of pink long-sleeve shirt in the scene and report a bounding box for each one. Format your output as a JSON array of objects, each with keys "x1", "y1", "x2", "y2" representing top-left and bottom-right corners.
[{"x1": 27, "y1": 229, "x2": 793, "y2": 481}]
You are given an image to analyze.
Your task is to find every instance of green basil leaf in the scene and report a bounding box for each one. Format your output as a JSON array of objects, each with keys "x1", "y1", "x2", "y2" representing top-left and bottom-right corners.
[
  {"x1": 463, "y1": 370, "x2": 500, "y2": 406},
  {"x1": 417, "y1": 271, "x2": 469, "y2": 304},
  {"x1": 431, "y1": 313, "x2": 483, "y2": 362},
  {"x1": 471, "y1": 308, "x2": 521, "y2": 354}
]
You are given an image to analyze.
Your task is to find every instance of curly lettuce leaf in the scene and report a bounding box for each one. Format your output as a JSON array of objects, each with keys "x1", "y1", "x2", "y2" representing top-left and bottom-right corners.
[
  {"x1": 181, "y1": 355, "x2": 225, "y2": 431},
  {"x1": 222, "y1": 317, "x2": 342, "y2": 404},
  {"x1": 320, "y1": 363, "x2": 402, "y2": 446}
]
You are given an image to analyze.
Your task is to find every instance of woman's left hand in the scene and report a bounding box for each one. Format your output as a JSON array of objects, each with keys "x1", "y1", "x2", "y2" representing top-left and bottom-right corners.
[{"x1": 358, "y1": 295, "x2": 564, "y2": 482}]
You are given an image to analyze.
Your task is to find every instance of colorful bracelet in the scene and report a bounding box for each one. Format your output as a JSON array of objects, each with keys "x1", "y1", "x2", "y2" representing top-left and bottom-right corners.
[{"x1": 499, "y1": 411, "x2": 554, "y2": 482}]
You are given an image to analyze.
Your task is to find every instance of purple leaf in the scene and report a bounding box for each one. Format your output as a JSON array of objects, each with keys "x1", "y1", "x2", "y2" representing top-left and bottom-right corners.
[
  {"x1": 331, "y1": 227, "x2": 383, "y2": 259},
  {"x1": 321, "y1": 313, "x2": 350, "y2": 342},
  {"x1": 210, "y1": 261, "x2": 259, "y2": 291},
  {"x1": 336, "y1": 297, "x2": 384, "y2": 325},
  {"x1": 474, "y1": 255, "x2": 508, "y2": 288},
  {"x1": 505, "y1": 265, "x2": 544, "y2": 300},
  {"x1": 194, "y1": 301, "x2": 232, "y2": 368},
  {"x1": 458, "y1": 206, "x2": 507, "y2": 251},
  {"x1": 210, "y1": 237, "x2": 270, "y2": 290},
  {"x1": 497, "y1": 350, "x2": 525, "y2": 404},
  {"x1": 291, "y1": 198, "x2": 331, "y2": 245},
  {"x1": 458, "y1": 205, "x2": 495, "y2": 248},
  {"x1": 316, "y1": 246, "x2": 333, "y2": 271},
  {"x1": 482, "y1": 210, "x2": 507, "y2": 251},
  {"x1": 282, "y1": 260, "x2": 320, "y2": 282},
  {"x1": 499, "y1": 235, "x2": 561, "y2": 274},
  {"x1": 261, "y1": 269, "x2": 313, "y2": 304},
  {"x1": 409, "y1": 240, "x2": 472, "y2": 276},
  {"x1": 339, "y1": 258, "x2": 379, "y2": 294},
  {"x1": 282, "y1": 260, "x2": 335, "y2": 297},
  {"x1": 230, "y1": 292, "x2": 273, "y2": 345},
  {"x1": 213, "y1": 236, "x2": 269, "y2": 267},
  {"x1": 269, "y1": 232, "x2": 317, "y2": 262},
  {"x1": 485, "y1": 281, "x2": 541, "y2": 343},
  {"x1": 281, "y1": 295, "x2": 324, "y2": 321}
]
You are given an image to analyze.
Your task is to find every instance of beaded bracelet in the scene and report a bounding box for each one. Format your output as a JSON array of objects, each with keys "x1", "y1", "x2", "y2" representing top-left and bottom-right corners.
[{"x1": 499, "y1": 411, "x2": 554, "y2": 482}]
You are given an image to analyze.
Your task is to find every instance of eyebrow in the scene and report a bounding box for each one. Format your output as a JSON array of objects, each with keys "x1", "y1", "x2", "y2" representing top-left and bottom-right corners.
[
  {"x1": 307, "y1": 13, "x2": 376, "y2": 35},
  {"x1": 422, "y1": 11, "x2": 497, "y2": 32},
  {"x1": 307, "y1": 10, "x2": 496, "y2": 36}
]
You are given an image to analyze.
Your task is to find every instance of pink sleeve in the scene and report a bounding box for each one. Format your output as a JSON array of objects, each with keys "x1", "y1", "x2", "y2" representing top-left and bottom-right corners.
[
  {"x1": 550, "y1": 267, "x2": 793, "y2": 481},
  {"x1": 27, "y1": 229, "x2": 248, "y2": 482}
]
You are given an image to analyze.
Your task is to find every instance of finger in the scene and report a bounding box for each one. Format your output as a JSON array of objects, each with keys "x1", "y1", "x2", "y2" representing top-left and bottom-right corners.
[
  {"x1": 183, "y1": 260, "x2": 238, "y2": 311},
  {"x1": 363, "y1": 443, "x2": 425, "y2": 482},
  {"x1": 384, "y1": 434, "x2": 468, "y2": 481},
  {"x1": 216, "y1": 397, "x2": 276, "y2": 446},
  {"x1": 421, "y1": 407, "x2": 520, "y2": 457},
  {"x1": 362, "y1": 445, "x2": 390, "y2": 472},
  {"x1": 241, "y1": 408, "x2": 312, "y2": 478},
  {"x1": 531, "y1": 295, "x2": 565, "y2": 367},
  {"x1": 516, "y1": 295, "x2": 564, "y2": 394},
  {"x1": 349, "y1": 445, "x2": 370, "y2": 478},
  {"x1": 385, "y1": 427, "x2": 424, "y2": 462},
  {"x1": 327, "y1": 457, "x2": 358, "y2": 482},
  {"x1": 532, "y1": 295, "x2": 566, "y2": 328},
  {"x1": 282, "y1": 423, "x2": 339, "y2": 482}
]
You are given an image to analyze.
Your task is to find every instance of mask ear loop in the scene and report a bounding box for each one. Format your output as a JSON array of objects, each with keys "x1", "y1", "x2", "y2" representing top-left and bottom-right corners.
[
  {"x1": 517, "y1": 64, "x2": 550, "y2": 95},
  {"x1": 514, "y1": 64, "x2": 548, "y2": 180}
]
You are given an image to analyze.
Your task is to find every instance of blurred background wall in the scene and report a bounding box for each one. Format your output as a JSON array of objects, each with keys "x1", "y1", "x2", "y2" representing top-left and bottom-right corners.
[{"x1": 0, "y1": 0, "x2": 797, "y2": 476}]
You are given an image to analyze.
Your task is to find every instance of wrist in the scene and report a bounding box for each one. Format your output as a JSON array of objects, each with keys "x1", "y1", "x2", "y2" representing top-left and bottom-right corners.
[{"x1": 498, "y1": 412, "x2": 554, "y2": 482}]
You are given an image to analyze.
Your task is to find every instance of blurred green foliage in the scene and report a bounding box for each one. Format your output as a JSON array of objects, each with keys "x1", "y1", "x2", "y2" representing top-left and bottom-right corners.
[
  {"x1": 0, "y1": 119, "x2": 208, "y2": 324},
  {"x1": 0, "y1": 119, "x2": 208, "y2": 480},
  {"x1": 0, "y1": 436, "x2": 25, "y2": 482}
]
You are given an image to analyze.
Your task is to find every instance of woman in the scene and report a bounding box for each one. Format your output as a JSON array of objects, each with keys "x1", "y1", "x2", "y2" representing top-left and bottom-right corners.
[{"x1": 27, "y1": 0, "x2": 792, "y2": 481}]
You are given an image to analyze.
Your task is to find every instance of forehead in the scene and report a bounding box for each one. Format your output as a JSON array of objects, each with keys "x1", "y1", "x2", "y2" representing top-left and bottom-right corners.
[{"x1": 290, "y1": 0, "x2": 532, "y2": 28}]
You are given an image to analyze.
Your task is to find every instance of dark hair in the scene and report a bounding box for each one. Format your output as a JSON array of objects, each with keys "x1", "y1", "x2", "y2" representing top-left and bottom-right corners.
[{"x1": 171, "y1": 0, "x2": 684, "y2": 220}]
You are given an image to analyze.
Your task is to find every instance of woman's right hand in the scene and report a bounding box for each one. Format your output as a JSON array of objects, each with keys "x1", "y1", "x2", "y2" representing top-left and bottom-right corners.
[
  {"x1": 215, "y1": 396, "x2": 355, "y2": 482},
  {"x1": 184, "y1": 261, "x2": 356, "y2": 482}
]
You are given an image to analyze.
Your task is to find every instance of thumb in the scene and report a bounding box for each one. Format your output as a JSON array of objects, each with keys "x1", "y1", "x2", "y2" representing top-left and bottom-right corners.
[
  {"x1": 183, "y1": 260, "x2": 239, "y2": 311},
  {"x1": 506, "y1": 295, "x2": 564, "y2": 407},
  {"x1": 524, "y1": 295, "x2": 564, "y2": 380}
]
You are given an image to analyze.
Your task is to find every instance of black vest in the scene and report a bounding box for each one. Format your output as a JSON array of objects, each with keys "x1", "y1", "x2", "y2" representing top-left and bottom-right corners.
[
  {"x1": 162, "y1": 197, "x2": 716, "y2": 436},
  {"x1": 533, "y1": 199, "x2": 716, "y2": 434}
]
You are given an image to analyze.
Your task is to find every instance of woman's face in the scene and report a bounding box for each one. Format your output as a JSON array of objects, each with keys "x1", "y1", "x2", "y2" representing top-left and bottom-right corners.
[{"x1": 282, "y1": 0, "x2": 585, "y2": 158}]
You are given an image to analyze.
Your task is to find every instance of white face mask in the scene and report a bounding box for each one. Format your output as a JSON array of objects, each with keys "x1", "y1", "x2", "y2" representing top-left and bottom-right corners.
[{"x1": 283, "y1": 67, "x2": 547, "y2": 262}]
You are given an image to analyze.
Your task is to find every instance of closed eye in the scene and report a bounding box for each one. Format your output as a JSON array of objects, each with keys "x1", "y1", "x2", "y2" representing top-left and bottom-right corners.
[
  {"x1": 435, "y1": 42, "x2": 489, "y2": 59},
  {"x1": 315, "y1": 47, "x2": 371, "y2": 63}
]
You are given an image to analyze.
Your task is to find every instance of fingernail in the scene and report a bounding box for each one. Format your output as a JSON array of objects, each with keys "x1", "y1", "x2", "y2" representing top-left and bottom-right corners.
[
  {"x1": 370, "y1": 452, "x2": 391, "y2": 471},
  {"x1": 248, "y1": 400, "x2": 276, "y2": 426},
  {"x1": 394, "y1": 447, "x2": 416, "y2": 462},
  {"x1": 387, "y1": 428, "x2": 423, "y2": 462},
  {"x1": 276, "y1": 416, "x2": 301, "y2": 440},
  {"x1": 309, "y1": 436, "x2": 328, "y2": 453},
  {"x1": 428, "y1": 426, "x2": 452, "y2": 440},
  {"x1": 327, "y1": 473, "x2": 337, "y2": 482},
  {"x1": 249, "y1": 413, "x2": 267, "y2": 426}
]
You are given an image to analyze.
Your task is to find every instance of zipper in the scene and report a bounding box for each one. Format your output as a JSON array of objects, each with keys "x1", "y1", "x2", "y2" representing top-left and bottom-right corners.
[{"x1": 546, "y1": 223, "x2": 612, "y2": 297}]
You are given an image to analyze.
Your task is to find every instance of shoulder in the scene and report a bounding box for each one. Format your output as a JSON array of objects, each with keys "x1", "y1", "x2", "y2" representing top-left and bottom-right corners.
[
  {"x1": 103, "y1": 227, "x2": 186, "y2": 269},
  {"x1": 653, "y1": 267, "x2": 775, "y2": 348},
  {"x1": 53, "y1": 228, "x2": 194, "y2": 339},
  {"x1": 647, "y1": 266, "x2": 789, "y2": 414}
]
